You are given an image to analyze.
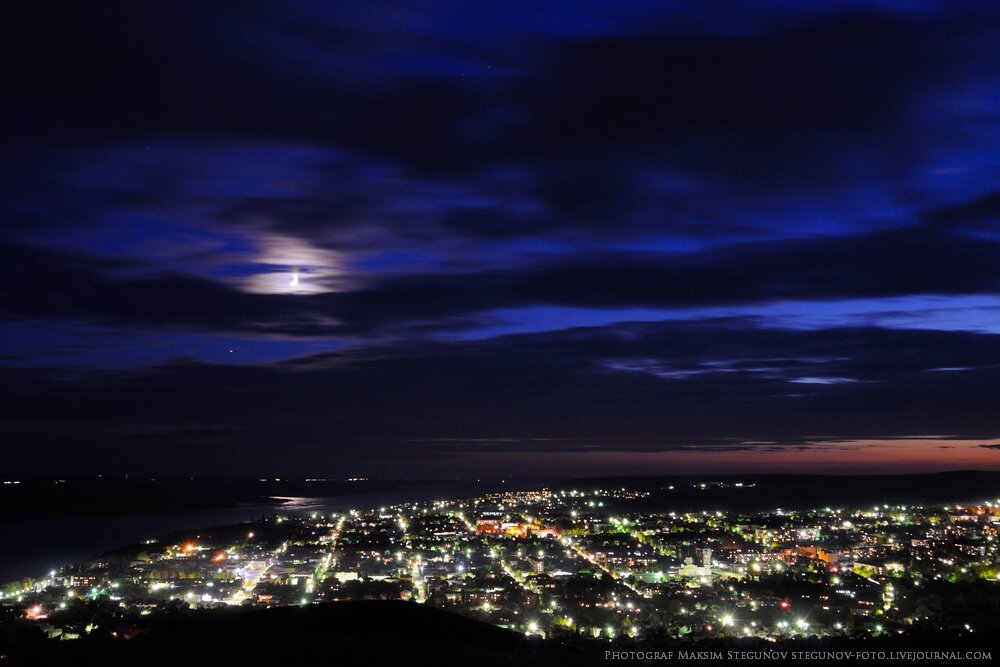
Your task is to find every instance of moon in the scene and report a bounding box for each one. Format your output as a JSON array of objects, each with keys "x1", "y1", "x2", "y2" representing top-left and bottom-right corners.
[{"x1": 289, "y1": 270, "x2": 299, "y2": 288}]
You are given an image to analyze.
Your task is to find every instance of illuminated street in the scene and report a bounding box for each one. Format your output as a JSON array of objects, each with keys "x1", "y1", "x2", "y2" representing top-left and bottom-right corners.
[{"x1": 4, "y1": 484, "x2": 1000, "y2": 645}]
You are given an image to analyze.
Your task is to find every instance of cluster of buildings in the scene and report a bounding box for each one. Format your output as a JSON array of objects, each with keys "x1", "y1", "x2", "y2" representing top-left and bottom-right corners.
[{"x1": 3, "y1": 486, "x2": 999, "y2": 643}]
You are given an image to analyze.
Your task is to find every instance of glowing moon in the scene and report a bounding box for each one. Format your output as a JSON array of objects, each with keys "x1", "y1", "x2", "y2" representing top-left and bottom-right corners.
[{"x1": 239, "y1": 235, "x2": 342, "y2": 294}]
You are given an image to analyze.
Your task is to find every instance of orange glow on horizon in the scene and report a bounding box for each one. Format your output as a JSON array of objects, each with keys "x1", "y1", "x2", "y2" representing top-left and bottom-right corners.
[{"x1": 463, "y1": 437, "x2": 1000, "y2": 476}]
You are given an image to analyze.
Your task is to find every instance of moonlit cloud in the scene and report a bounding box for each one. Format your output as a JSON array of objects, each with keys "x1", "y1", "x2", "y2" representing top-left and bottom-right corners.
[{"x1": 239, "y1": 235, "x2": 346, "y2": 295}]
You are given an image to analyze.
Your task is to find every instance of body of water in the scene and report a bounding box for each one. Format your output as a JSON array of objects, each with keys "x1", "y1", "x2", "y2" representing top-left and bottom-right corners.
[{"x1": 0, "y1": 483, "x2": 521, "y2": 583}]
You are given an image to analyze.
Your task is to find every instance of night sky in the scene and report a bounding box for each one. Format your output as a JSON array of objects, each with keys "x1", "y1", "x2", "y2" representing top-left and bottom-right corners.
[{"x1": 2, "y1": 1, "x2": 1000, "y2": 478}]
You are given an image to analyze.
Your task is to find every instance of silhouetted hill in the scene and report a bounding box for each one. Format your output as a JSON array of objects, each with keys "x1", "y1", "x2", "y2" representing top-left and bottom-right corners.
[
  {"x1": 6, "y1": 600, "x2": 998, "y2": 665},
  {"x1": 4, "y1": 601, "x2": 579, "y2": 666}
]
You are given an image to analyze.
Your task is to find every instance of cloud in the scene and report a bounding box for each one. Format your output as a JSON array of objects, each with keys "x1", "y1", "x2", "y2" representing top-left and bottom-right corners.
[
  {"x1": 3, "y1": 3, "x2": 990, "y2": 186},
  {"x1": 2, "y1": 321, "x2": 999, "y2": 474},
  {"x1": 2, "y1": 204, "x2": 998, "y2": 338},
  {"x1": 3, "y1": 2, "x2": 1000, "y2": 475},
  {"x1": 0, "y1": 241, "x2": 329, "y2": 335},
  {"x1": 926, "y1": 189, "x2": 1000, "y2": 226}
]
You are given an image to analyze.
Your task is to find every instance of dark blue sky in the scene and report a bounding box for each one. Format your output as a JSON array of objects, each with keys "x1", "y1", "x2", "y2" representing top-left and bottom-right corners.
[{"x1": 2, "y1": 1, "x2": 999, "y2": 477}]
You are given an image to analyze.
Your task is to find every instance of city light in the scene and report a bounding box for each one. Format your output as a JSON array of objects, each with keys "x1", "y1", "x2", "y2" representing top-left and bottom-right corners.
[{"x1": 3, "y1": 487, "x2": 997, "y2": 650}]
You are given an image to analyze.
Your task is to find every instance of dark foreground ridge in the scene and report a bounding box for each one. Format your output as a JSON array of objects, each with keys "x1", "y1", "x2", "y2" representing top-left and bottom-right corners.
[
  {"x1": 5, "y1": 600, "x2": 998, "y2": 666},
  {"x1": 2, "y1": 600, "x2": 578, "y2": 666}
]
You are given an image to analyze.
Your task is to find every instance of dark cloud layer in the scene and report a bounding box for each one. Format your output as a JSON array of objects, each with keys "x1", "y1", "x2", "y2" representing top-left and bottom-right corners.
[
  {"x1": 1, "y1": 214, "x2": 996, "y2": 336},
  {"x1": 0, "y1": 5, "x2": 974, "y2": 177},
  {"x1": 2, "y1": 2, "x2": 1000, "y2": 475},
  {"x1": 1, "y1": 321, "x2": 998, "y2": 475}
]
